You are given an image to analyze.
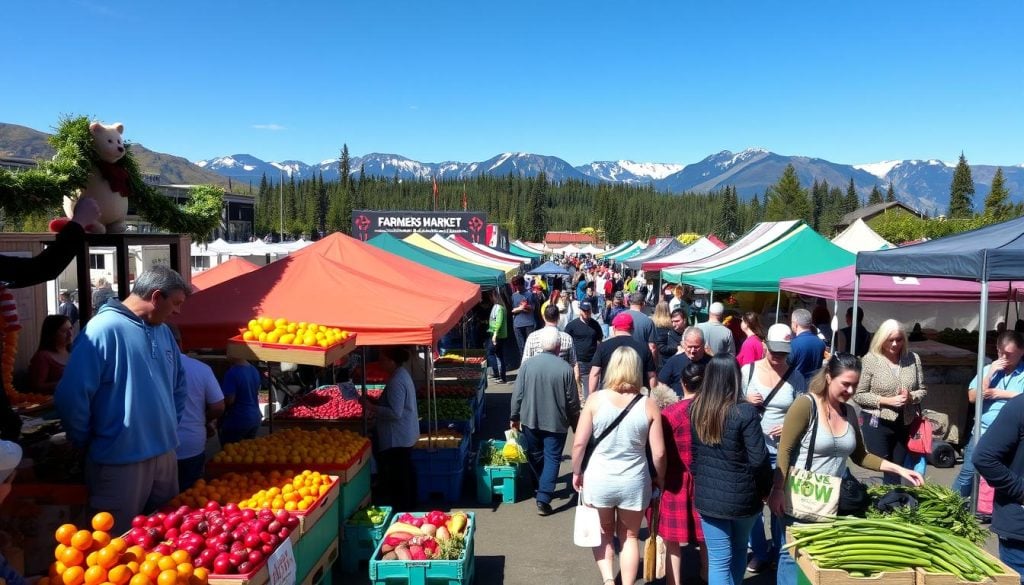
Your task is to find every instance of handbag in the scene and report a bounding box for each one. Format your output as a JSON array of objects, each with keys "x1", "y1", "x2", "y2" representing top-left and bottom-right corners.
[
  {"x1": 783, "y1": 395, "x2": 842, "y2": 522},
  {"x1": 579, "y1": 393, "x2": 643, "y2": 474},
  {"x1": 907, "y1": 406, "x2": 934, "y2": 456},
  {"x1": 837, "y1": 470, "x2": 870, "y2": 516},
  {"x1": 643, "y1": 497, "x2": 661, "y2": 581},
  {"x1": 573, "y1": 489, "x2": 602, "y2": 547}
]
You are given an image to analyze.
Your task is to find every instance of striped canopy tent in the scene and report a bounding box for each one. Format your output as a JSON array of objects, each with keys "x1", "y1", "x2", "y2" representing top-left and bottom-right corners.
[
  {"x1": 604, "y1": 240, "x2": 647, "y2": 261},
  {"x1": 661, "y1": 221, "x2": 801, "y2": 283},
  {"x1": 597, "y1": 241, "x2": 633, "y2": 258}
]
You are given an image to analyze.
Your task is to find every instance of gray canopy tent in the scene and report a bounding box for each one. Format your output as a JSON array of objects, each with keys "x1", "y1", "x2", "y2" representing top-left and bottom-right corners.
[{"x1": 856, "y1": 215, "x2": 1024, "y2": 509}]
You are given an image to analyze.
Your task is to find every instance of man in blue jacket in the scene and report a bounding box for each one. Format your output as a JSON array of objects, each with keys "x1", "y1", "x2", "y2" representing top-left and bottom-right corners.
[
  {"x1": 56, "y1": 266, "x2": 189, "y2": 533},
  {"x1": 974, "y1": 392, "x2": 1024, "y2": 578}
]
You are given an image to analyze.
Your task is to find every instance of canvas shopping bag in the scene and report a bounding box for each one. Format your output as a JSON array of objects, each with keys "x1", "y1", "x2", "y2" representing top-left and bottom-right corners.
[
  {"x1": 784, "y1": 396, "x2": 841, "y2": 522},
  {"x1": 573, "y1": 491, "x2": 602, "y2": 547}
]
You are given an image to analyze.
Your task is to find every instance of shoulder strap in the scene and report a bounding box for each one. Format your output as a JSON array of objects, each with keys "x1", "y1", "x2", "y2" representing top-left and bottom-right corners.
[
  {"x1": 746, "y1": 363, "x2": 755, "y2": 387},
  {"x1": 762, "y1": 365, "x2": 797, "y2": 409},
  {"x1": 803, "y1": 394, "x2": 819, "y2": 471}
]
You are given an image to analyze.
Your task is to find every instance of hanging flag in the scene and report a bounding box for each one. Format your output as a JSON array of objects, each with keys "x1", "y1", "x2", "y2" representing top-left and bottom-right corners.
[
  {"x1": 432, "y1": 176, "x2": 439, "y2": 210},
  {"x1": 462, "y1": 184, "x2": 468, "y2": 211}
]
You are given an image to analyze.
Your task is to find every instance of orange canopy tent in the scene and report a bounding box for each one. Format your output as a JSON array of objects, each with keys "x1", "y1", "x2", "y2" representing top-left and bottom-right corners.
[
  {"x1": 172, "y1": 233, "x2": 481, "y2": 349},
  {"x1": 191, "y1": 257, "x2": 259, "y2": 292}
]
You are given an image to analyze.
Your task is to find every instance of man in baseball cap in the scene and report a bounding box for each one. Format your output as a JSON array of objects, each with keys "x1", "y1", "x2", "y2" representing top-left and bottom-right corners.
[
  {"x1": 588, "y1": 312, "x2": 657, "y2": 397},
  {"x1": 565, "y1": 301, "x2": 604, "y2": 400}
]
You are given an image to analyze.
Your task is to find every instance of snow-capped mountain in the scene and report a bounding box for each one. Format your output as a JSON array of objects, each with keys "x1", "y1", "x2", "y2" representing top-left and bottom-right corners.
[
  {"x1": 577, "y1": 160, "x2": 686, "y2": 184},
  {"x1": 193, "y1": 148, "x2": 1024, "y2": 214}
]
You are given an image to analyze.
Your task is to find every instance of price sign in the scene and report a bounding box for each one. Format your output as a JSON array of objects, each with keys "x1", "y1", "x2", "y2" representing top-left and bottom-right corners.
[{"x1": 268, "y1": 536, "x2": 296, "y2": 585}]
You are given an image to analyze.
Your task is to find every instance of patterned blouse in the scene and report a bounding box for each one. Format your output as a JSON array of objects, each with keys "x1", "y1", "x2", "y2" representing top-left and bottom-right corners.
[{"x1": 852, "y1": 351, "x2": 927, "y2": 424}]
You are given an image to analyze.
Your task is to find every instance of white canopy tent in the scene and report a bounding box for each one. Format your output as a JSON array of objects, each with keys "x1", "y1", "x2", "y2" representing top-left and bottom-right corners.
[{"x1": 832, "y1": 218, "x2": 893, "y2": 253}]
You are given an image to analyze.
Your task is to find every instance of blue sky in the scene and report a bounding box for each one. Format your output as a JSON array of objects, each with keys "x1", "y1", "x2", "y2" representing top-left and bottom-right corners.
[{"x1": 3, "y1": 1, "x2": 1023, "y2": 167}]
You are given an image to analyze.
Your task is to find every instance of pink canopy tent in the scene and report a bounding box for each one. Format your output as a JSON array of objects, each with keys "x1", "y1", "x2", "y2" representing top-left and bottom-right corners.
[{"x1": 779, "y1": 265, "x2": 1019, "y2": 302}]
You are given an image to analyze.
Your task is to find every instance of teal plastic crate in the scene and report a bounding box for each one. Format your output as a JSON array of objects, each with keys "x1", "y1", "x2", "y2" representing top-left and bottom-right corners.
[
  {"x1": 416, "y1": 464, "x2": 465, "y2": 503},
  {"x1": 368, "y1": 512, "x2": 476, "y2": 585},
  {"x1": 339, "y1": 505, "x2": 393, "y2": 573},
  {"x1": 475, "y1": 440, "x2": 521, "y2": 504},
  {"x1": 339, "y1": 459, "x2": 372, "y2": 520},
  {"x1": 293, "y1": 482, "x2": 341, "y2": 582}
]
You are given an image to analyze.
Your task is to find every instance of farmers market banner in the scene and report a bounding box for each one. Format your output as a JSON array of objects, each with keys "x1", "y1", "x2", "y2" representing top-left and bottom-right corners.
[{"x1": 352, "y1": 210, "x2": 487, "y2": 243}]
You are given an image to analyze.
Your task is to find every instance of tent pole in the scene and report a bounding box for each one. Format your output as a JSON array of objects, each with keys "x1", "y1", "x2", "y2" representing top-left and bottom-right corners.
[
  {"x1": 361, "y1": 346, "x2": 368, "y2": 437},
  {"x1": 851, "y1": 275, "x2": 861, "y2": 354},
  {"x1": 971, "y1": 280, "x2": 991, "y2": 513},
  {"x1": 831, "y1": 298, "x2": 839, "y2": 351},
  {"x1": 775, "y1": 289, "x2": 781, "y2": 324}
]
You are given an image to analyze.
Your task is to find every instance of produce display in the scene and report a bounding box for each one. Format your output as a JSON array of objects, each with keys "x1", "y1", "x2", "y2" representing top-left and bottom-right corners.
[
  {"x1": 432, "y1": 367, "x2": 485, "y2": 380},
  {"x1": 42, "y1": 512, "x2": 210, "y2": 585},
  {"x1": 123, "y1": 502, "x2": 298, "y2": 576},
  {"x1": 868, "y1": 482, "x2": 988, "y2": 544},
  {"x1": 434, "y1": 354, "x2": 486, "y2": 366},
  {"x1": 171, "y1": 469, "x2": 334, "y2": 512},
  {"x1": 480, "y1": 440, "x2": 527, "y2": 466},
  {"x1": 276, "y1": 386, "x2": 382, "y2": 420},
  {"x1": 378, "y1": 511, "x2": 469, "y2": 562},
  {"x1": 241, "y1": 316, "x2": 350, "y2": 349},
  {"x1": 347, "y1": 506, "x2": 389, "y2": 528},
  {"x1": 787, "y1": 517, "x2": 1006, "y2": 580},
  {"x1": 210, "y1": 428, "x2": 368, "y2": 466},
  {"x1": 414, "y1": 431, "x2": 464, "y2": 449},
  {"x1": 416, "y1": 385, "x2": 475, "y2": 399},
  {"x1": 418, "y1": 398, "x2": 473, "y2": 421}
]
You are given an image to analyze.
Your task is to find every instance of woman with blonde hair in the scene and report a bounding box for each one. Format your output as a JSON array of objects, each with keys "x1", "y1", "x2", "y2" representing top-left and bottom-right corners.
[
  {"x1": 652, "y1": 301, "x2": 677, "y2": 363},
  {"x1": 771, "y1": 353, "x2": 923, "y2": 584},
  {"x1": 669, "y1": 285, "x2": 689, "y2": 317},
  {"x1": 852, "y1": 319, "x2": 927, "y2": 484},
  {"x1": 572, "y1": 346, "x2": 666, "y2": 585}
]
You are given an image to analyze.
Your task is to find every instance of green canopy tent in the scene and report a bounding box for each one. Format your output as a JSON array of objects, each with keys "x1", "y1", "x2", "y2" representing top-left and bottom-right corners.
[
  {"x1": 510, "y1": 241, "x2": 543, "y2": 259},
  {"x1": 368, "y1": 233, "x2": 506, "y2": 288},
  {"x1": 597, "y1": 240, "x2": 633, "y2": 258},
  {"x1": 678, "y1": 224, "x2": 854, "y2": 313},
  {"x1": 606, "y1": 240, "x2": 647, "y2": 261}
]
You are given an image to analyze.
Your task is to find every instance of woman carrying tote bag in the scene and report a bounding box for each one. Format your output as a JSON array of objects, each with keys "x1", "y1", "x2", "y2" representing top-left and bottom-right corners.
[{"x1": 769, "y1": 353, "x2": 924, "y2": 585}]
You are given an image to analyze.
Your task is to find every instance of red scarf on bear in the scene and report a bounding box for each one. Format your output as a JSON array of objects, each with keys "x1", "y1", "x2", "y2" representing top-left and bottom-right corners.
[{"x1": 96, "y1": 161, "x2": 133, "y2": 198}]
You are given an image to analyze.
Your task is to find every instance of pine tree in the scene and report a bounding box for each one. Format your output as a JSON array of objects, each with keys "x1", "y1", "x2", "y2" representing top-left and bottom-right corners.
[
  {"x1": 947, "y1": 153, "x2": 975, "y2": 219},
  {"x1": 719, "y1": 186, "x2": 739, "y2": 239},
  {"x1": 868, "y1": 185, "x2": 883, "y2": 205},
  {"x1": 844, "y1": 178, "x2": 860, "y2": 215},
  {"x1": 886, "y1": 183, "x2": 896, "y2": 203},
  {"x1": 811, "y1": 180, "x2": 824, "y2": 231},
  {"x1": 336, "y1": 145, "x2": 354, "y2": 233},
  {"x1": 983, "y1": 167, "x2": 1012, "y2": 222},
  {"x1": 764, "y1": 164, "x2": 811, "y2": 222},
  {"x1": 526, "y1": 172, "x2": 549, "y2": 241},
  {"x1": 750, "y1": 193, "x2": 762, "y2": 224}
]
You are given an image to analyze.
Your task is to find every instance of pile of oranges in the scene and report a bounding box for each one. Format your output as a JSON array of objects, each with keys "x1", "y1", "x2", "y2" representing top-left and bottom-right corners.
[
  {"x1": 170, "y1": 469, "x2": 334, "y2": 513},
  {"x1": 211, "y1": 428, "x2": 368, "y2": 466},
  {"x1": 43, "y1": 513, "x2": 208, "y2": 585},
  {"x1": 240, "y1": 317, "x2": 350, "y2": 349}
]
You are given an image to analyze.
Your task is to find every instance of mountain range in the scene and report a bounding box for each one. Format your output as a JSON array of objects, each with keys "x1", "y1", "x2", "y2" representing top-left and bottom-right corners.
[{"x1": 3, "y1": 121, "x2": 1022, "y2": 215}]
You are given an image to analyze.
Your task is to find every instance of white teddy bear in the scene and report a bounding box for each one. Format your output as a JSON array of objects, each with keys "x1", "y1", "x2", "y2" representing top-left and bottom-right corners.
[{"x1": 61, "y1": 122, "x2": 131, "y2": 234}]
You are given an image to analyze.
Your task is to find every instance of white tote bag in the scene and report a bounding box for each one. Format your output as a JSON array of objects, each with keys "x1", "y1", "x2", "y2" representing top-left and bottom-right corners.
[{"x1": 573, "y1": 491, "x2": 602, "y2": 547}]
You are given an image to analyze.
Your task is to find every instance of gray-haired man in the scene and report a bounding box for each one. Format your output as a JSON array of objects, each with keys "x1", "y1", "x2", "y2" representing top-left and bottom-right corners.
[{"x1": 789, "y1": 308, "x2": 826, "y2": 378}]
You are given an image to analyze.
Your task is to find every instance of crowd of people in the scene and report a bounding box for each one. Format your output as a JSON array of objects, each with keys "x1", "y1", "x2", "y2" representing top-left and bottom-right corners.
[{"x1": 496, "y1": 264, "x2": 1024, "y2": 585}]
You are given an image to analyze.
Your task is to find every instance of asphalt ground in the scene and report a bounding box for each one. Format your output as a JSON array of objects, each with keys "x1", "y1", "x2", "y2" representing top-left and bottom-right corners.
[{"x1": 339, "y1": 374, "x2": 999, "y2": 585}]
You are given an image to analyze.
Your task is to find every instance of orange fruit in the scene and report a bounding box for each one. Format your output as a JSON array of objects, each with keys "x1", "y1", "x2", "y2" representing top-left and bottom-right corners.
[
  {"x1": 191, "y1": 568, "x2": 207, "y2": 583},
  {"x1": 175, "y1": 563, "x2": 193, "y2": 579},
  {"x1": 56, "y1": 544, "x2": 69, "y2": 562},
  {"x1": 145, "y1": 553, "x2": 163, "y2": 564},
  {"x1": 107, "y1": 565, "x2": 131, "y2": 585},
  {"x1": 56, "y1": 524, "x2": 78, "y2": 546},
  {"x1": 129, "y1": 575, "x2": 152, "y2": 585},
  {"x1": 97, "y1": 547, "x2": 119, "y2": 570},
  {"x1": 108, "y1": 538, "x2": 127, "y2": 554},
  {"x1": 138, "y1": 561, "x2": 160, "y2": 580},
  {"x1": 53, "y1": 561, "x2": 68, "y2": 578},
  {"x1": 156, "y1": 557, "x2": 176, "y2": 572},
  {"x1": 71, "y1": 530, "x2": 94, "y2": 551},
  {"x1": 60, "y1": 547, "x2": 85, "y2": 568},
  {"x1": 63, "y1": 566, "x2": 85, "y2": 585},
  {"x1": 84, "y1": 565, "x2": 107, "y2": 585},
  {"x1": 92, "y1": 531, "x2": 112, "y2": 548},
  {"x1": 91, "y1": 512, "x2": 115, "y2": 532},
  {"x1": 124, "y1": 546, "x2": 145, "y2": 564},
  {"x1": 157, "y1": 570, "x2": 178, "y2": 585},
  {"x1": 125, "y1": 562, "x2": 139, "y2": 575},
  {"x1": 169, "y1": 551, "x2": 189, "y2": 566}
]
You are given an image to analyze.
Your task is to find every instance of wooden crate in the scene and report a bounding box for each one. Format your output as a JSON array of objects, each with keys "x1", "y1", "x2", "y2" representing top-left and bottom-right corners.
[
  {"x1": 915, "y1": 549, "x2": 1019, "y2": 585},
  {"x1": 795, "y1": 547, "x2": 915, "y2": 585},
  {"x1": 227, "y1": 334, "x2": 356, "y2": 367}
]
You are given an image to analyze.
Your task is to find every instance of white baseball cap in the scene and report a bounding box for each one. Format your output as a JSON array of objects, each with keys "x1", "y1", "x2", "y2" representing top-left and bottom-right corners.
[
  {"x1": 0, "y1": 441, "x2": 22, "y2": 483},
  {"x1": 765, "y1": 323, "x2": 793, "y2": 353}
]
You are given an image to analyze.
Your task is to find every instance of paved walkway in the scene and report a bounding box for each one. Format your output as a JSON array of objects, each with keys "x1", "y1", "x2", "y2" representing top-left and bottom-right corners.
[{"x1": 342, "y1": 375, "x2": 997, "y2": 585}]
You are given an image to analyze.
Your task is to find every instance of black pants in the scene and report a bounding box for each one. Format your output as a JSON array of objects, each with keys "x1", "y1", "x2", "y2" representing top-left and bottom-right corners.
[
  {"x1": 376, "y1": 447, "x2": 417, "y2": 511},
  {"x1": 860, "y1": 414, "x2": 909, "y2": 472}
]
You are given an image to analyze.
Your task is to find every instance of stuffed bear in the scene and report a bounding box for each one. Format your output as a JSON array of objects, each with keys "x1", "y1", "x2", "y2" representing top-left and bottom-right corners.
[{"x1": 60, "y1": 122, "x2": 131, "y2": 234}]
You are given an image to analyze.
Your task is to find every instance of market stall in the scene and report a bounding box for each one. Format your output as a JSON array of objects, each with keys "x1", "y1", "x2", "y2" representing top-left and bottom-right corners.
[{"x1": 191, "y1": 257, "x2": 258, "y2": 291}]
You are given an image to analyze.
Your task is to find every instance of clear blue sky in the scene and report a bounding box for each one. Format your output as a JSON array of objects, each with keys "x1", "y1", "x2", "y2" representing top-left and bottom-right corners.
[{"x1": 4, "y1": 1, "x2": 1023, "y2": 167}]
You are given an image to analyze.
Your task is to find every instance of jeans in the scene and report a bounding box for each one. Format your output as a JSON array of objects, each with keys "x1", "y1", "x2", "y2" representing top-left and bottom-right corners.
[
  {"x1": 580, "y1": 368, "x2": 591, "y2": 400},
  {"x1": 999, "y1": 539, "x2": 1024, "y2": 584},
  {"x1": 176, "y1": 453, "x2": 206, "y2": 493},
  {"x1": 485, "y1": 337, "x2": 506, "y2": 381},
  {"x1": 750, "y1": 452, "x2": 782, "y2": 562},
  {"x1": 776, "y1": 516, "x2": 799, "y2": 585},
  {"x1": 514, "y1": 324, "x2": 535, "y2": 358},
  {"x1": 700, "y1": 514, "x2": 758, "y2": 585},
  {"x1": 953, "y1": 433, "x2": 978, "y2": 498},
  {"x1": 520, "y1": 426, "x2": 567, "y2": 505}
]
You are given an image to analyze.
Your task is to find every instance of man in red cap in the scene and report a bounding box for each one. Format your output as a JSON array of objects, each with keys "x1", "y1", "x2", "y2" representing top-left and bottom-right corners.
[{"x1": 587, "y1": 312, "x2": 657, "y2": 396}]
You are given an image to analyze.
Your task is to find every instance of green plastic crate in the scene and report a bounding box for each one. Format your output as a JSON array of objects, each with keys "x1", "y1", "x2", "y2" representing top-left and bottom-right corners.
[
  {"x1": 292, "y1": 482, "x2": 340, "y2": 582},
  {"x1": 339, "y1": 505, "x2": 393, "y2": 573},
  {"x1": 475, "y1": 440, "x2": 521, "y2": 504},
  {"x1": 339, "y1": 458, "x2": 372, "y2": 520},
  {"x1": 368, "y1": 512, "x2": 476, "y2": 585}
]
